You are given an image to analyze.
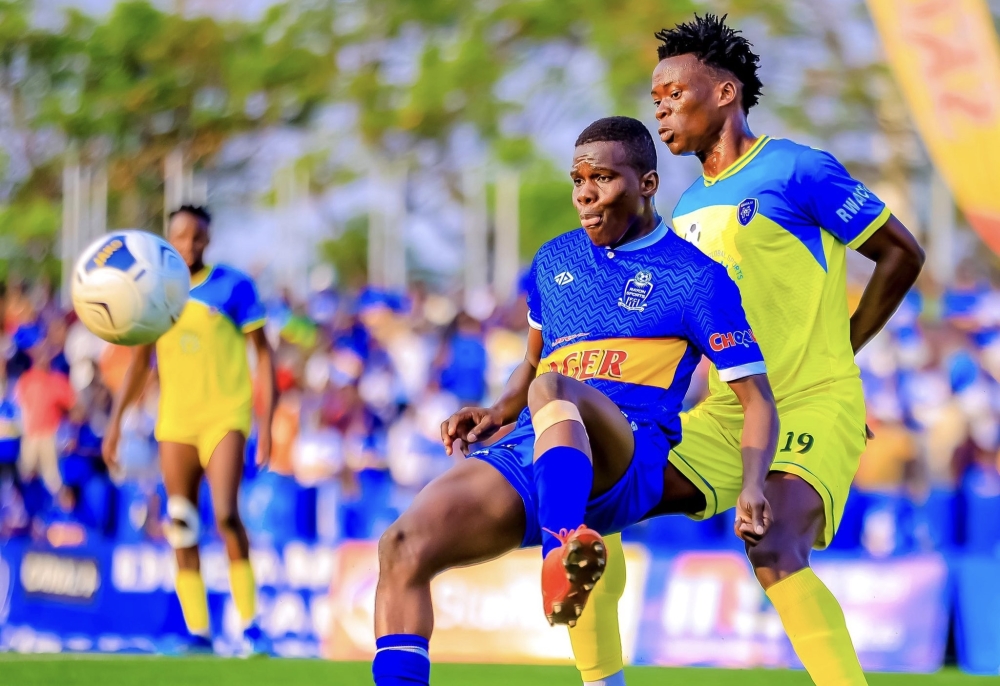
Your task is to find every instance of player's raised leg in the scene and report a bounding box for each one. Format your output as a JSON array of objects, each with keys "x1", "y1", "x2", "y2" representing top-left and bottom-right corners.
[
  {"x1": 160, "y1": 441, "x2": 212, "y2": 651},
  {"x1": 204, "y1": 430, "x2": 267, "y2": 654},
  {"x1": 749, "y1": 473, "x2": 866, "y2": 686},
  {"x1": 373, "y1": 457, "x2": 526, "y2": 686},
  {"x1": 569, "y1": 462, "x2": 707, "y2": 686},
  {"x1": 527, "y1": 372, "x2": 637, "y2": 627}
]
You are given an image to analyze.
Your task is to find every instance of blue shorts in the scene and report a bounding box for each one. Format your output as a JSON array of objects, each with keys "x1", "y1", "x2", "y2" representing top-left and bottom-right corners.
[{"x1": 469, "y1": 419, "x2": 670, "y2": 548}]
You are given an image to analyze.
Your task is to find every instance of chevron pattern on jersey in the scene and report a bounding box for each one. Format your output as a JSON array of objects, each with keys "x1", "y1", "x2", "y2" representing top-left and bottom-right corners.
[{"x1": 523, "y1": 228, "x2": 763, "y2": 441}]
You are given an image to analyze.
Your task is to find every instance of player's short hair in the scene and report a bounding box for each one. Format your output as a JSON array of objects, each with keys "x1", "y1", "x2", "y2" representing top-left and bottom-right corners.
[
  {"x1": 169, "y1": 204, "x2": 212, "y2": 226},
  {"x1": 655, "y1": 14, "x2": 763, "y2": 114},
  {"x1": 575, "y1": 116, "x2": 657, "y2": 175}
]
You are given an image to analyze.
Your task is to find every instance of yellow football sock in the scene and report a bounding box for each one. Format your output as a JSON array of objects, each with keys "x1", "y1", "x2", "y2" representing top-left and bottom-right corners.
[
  {"x1": 767, "y1": 568, "x2": 868, "y2": 686},
  {"x1": 175, "y1": 569, "x2": 210, "y2": 637},
  {"x1": 229, "y1": 559, "x2": 258, "y2": 627},
  {"x1": 569, "y1": 532, "x2": 627, "y2": 683}
]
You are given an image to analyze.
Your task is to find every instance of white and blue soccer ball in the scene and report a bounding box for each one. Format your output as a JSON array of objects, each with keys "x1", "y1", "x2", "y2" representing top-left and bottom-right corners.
[{"x1": 71, "y1": 230, "x2": 190, "y2": 346}]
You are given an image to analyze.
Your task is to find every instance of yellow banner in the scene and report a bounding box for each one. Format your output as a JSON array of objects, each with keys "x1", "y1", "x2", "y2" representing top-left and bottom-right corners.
[
  {"x1": 323, "y1": 541, "x2": 650, "y2": 663},
  {"x1": 867, "y1": 0, "x2": 1000, "y2": 253}
]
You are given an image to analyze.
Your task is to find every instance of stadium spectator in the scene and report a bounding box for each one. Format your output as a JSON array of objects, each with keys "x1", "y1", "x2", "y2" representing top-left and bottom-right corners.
[
  {"x1": 2, "y1": 269, "x2": 1000, "y2": 558},
  {"x1": 14, "y1": 340, "x2": 76, "y2": 495}
]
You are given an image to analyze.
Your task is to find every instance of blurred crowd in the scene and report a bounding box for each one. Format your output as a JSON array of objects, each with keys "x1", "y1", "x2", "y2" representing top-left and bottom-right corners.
[{"x1": 2, "y1": 261, "x2": 1000, "y2": 558}]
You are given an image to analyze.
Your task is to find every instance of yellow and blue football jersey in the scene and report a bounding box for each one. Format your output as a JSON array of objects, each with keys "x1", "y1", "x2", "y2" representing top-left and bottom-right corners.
[
  {"x1": 672, "y1": 136, "x2": 890, "y2": 418},
  {"x1": 522, "y1": 219, "x2": 765, "y2": 446},
  {"x1": 155, "y1": 264, "x2": 265, "y2": 457}
]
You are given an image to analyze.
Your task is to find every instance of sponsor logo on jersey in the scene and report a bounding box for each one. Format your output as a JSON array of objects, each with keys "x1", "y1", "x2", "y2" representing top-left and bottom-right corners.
[
  {"x1": 737, "y1": 198, "x2": 758, "y2": 226},
  {"x1": 552, "y1": 332, "x2": 590, "y2": 346},
  {"x1": 544, "y1": 348, "x2": 628, "y2": 380},
  {"x1": 553, "y1": 271, "x2": 575, "y2": 286},
  {"x1": 683, "y1": 223, "x2": 701, "y2": 245},
  {"x1": 618, "y1": 270, "x2": 653, "y2": 312},
  {"x1": 709, "y1": 329, "x2": 757, "y2": 351},
  {"x1": 836, "y1": 183, "x2": 873, "y2": 223}
]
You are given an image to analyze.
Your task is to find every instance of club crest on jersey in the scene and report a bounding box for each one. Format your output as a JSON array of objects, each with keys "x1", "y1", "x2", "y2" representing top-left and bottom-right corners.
[
  {"x1": 554, "y1": 271, "x2": 574, "y2": 286},
  {"x1": 618, "y1": 270, "x2": 653, "y2": 312},
  {"x1": 737, "y1": 198, "x2": 758, "y2": 226}
]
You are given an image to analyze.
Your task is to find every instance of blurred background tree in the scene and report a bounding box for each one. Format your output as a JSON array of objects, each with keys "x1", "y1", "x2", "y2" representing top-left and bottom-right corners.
[{"x1": 0, "y1": 0, "x2": 928, "y2": 284}]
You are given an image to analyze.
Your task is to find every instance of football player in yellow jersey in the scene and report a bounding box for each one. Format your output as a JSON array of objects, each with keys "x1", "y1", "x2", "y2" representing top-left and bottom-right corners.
[
  {"x1": 568, "y1": 15, "x2": 925, "y2": 686},
  {"x1": 102, "y1": 205, "x2": 276, "y2": 655}
]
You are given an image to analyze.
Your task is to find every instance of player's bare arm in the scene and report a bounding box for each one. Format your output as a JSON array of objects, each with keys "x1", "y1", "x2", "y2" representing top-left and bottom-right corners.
[
  {"x1": 441, "y1": 326, "x2": 542, "y2": 455},
  {"x1": 247, "y1": 327, "x2": 276, "y2": 467},
  {"x1": 101, "y1": 342, "x2": 154, "y2": 471},
  {"x1": 728, "y1": 373, "x2": 778, "y2": 545},
  {"x1": 850, "y1": 214, "x2": 925, "y2": 353}
]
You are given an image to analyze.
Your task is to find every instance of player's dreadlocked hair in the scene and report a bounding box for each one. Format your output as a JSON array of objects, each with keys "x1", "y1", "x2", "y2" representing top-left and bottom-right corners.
[
  {"x1": 169, "y1": 204, "x2": 212, "y2": 225},
  {"x1": 655, "y1": 14, "x2": 763, "y2": 114},
  {"x1": 575, "y1": 116, "x2": 657, "y2": 175}
]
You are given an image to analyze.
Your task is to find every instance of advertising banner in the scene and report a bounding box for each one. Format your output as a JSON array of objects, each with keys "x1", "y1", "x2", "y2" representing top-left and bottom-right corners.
[
  {"x1": 0, "y1": 540, "x2": 952, "y2": 672},
  {"x1": 323, "y1": 541, "x2": 650, "y2": 664},
  {"x1": 953, "y1": 557, "x2": 1000, "y2": 675},
  {"x1": 868, "y1": 0, "x2": 1000, "y2": 253},
  {"x1": 0, "y1": 540, "x2": 335, "y2": 657},
  {"x1": 634, "y1": 551, "x2": 949, "y2": 673}
]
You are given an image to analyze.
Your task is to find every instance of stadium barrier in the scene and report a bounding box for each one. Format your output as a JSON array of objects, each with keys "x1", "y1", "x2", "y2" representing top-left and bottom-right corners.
[{"x1": 0, "y1": 538, "x2": 987, "y2": 673}]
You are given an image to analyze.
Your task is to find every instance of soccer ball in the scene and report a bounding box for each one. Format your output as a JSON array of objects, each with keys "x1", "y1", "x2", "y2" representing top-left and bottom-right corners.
[{"x1": 71, "y1": 231, "x2": 190, "y2": 346}]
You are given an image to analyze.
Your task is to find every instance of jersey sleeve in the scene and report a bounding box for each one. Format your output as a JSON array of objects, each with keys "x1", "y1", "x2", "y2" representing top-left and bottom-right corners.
[
  {"x1": 525, "y1": 254, "x2": 543, "y2": 331},
  {"x1": 792, "y1": 147, "x2": 891, "y2": 249},
  {"x1": 684, "y1": 263, "x2": 766, "y2": 382},
  {"x1": 228, "y1": 273, "x2": 267, "y2": 333}
]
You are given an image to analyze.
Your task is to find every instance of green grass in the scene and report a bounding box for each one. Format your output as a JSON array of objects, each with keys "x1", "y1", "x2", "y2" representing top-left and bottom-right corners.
[{"x1": 0, "y1": 656, "x2": 994, "y2": 686}]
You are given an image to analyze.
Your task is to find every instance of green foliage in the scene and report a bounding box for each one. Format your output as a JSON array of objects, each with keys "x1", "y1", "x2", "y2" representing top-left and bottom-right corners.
[
  {"x1": 319, "y1": 216, "x2": 369, "y2": 289},
  {"x1": 0, "y1": 0, "x2": 909, "y2": 284},
  {"x1": 0, "y1": 198, "x2": 62, "y2": 283},
  {"x1": 517, "y1": 160, "x2": 579, "y2": 260}
]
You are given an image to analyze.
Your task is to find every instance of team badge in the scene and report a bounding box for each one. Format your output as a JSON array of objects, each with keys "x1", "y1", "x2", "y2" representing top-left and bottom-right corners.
[
  {"x1": 737, "y1": 198, "x2": 758, "y2": 226},
  {"x1": 618, "y1": 270, "x2": 653, "y2": 312},
  {"x1": 554, "y1": 271, "x2": 574, "y2": 286}
]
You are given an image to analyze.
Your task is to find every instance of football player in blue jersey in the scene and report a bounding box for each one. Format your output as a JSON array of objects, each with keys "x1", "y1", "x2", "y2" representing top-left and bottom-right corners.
[{"x1": 371, "y1": 116, "x2": 779, "y2": 686}]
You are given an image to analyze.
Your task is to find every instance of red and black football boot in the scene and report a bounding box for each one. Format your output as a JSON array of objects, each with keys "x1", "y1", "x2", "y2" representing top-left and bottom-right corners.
[{"x1": 540, "y1": 525, "x2": 607, "y2": 627}]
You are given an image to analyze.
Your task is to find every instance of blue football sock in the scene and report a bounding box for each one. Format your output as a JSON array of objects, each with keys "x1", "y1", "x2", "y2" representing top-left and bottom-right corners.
[
  {"x1": 372, "y1": 634, "x2": 430, "y2": 686},
  {"x1": 534, "y1": 445, "x2": 593, "y2": 557}
]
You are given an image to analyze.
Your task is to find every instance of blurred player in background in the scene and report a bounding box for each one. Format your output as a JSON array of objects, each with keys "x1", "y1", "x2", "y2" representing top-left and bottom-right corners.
[
  {"x1": 103, "y1": 206, "x2": 276, "y2": 655},
  {"x1": 372, "y1": 117, "x2": 779, "y2": 686},
  {"x1": 568, "y1": 15, "x2": 925, "y2": 686}
]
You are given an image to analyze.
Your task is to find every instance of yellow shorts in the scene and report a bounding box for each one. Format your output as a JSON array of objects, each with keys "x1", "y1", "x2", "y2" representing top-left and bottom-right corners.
[
  {"x1": 155, "y1": 413, "x2": 251, "y2": 468},
  {"x1": 668, "y1": 395, "x2": 866, "y2": 549}
]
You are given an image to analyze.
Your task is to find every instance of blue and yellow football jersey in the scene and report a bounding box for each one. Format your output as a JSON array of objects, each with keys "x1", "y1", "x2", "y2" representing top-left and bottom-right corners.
[
  {"x1": 155, "y1": 264, "x2": 265, "y2": 441},
  {"x1": 672, "y1": 136, "x2": 890, "y2": 418},
  {"x1": 521, "y1": 219, "x2": 765, "y2": 446}
]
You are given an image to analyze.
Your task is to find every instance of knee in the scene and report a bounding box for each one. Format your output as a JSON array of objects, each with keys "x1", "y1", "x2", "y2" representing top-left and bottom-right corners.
[
  {"x1": 527, "y1": 372, "x2": 572, "y2": 413},
  {"x1": 746, "y1": 536, "x2": 809, "y2": 586},
  {"x1": 175, "y1": 547, "x2": 200, "y2": 570},
  {"x1": 214, "y1": 510, "x2": 244, "y2": 538},
  {"x1": 378, "y1": 520, "x2": 436, "y2": 585}
]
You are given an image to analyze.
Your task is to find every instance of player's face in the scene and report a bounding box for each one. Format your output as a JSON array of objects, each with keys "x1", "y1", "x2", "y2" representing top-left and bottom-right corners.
[
  {"x1": 168, "y1": 213, "x2": 210, "y2": 270},
  {"x1": 651, "y1": 53, "x2": 730, "y2": 156},
  {"x1": 570, "y1": 141, "x2": 648, "y2": 247}
]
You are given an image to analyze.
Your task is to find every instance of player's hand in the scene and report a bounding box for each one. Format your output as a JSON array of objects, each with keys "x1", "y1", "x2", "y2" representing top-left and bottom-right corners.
[
  {"x1": 734, "y1": 485, "x2": 772, "y2": 546},
  {"x1": 256, "y1": 427, "x2": 272, "y2": 468},
  {"x1": 441, "y1": 407, "x2": 503, "y2": 456},
  {"x1": 101, "y1": 420, "x2": 121, "y2": 473}
]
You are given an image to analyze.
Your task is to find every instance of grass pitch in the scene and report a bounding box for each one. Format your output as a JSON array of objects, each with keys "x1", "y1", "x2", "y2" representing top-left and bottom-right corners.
[{"x1": 0, "y1": 655, "x2": 994, "y2": 686}]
